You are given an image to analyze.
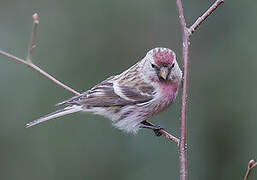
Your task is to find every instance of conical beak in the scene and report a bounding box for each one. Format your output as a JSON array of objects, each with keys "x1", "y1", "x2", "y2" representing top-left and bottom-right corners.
[{"x1": 159, "y1": 67, "x2": 169, "y2": 80}]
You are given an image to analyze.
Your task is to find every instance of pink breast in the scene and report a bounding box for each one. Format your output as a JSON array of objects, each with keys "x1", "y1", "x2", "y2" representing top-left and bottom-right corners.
[
  {"x1": 152, "y1": 81, "x2": 179, "y2": 115},
  {"x1": 159, "y1": 82, "x2": 179, "y2": 101}
]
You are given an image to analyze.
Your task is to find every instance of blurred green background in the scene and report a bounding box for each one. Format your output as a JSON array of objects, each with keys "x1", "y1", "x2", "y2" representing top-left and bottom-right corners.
[{"x1": 0, "y1": 0, "x2": 256, "y2": 179}]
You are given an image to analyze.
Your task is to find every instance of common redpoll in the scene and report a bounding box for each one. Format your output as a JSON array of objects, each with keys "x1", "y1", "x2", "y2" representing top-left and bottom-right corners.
[{"x1": 26, "y1": 47, "x2": 182, "y2": 134}]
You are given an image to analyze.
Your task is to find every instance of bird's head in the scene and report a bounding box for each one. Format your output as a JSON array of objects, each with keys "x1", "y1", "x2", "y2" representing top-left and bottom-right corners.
[{"x1": 141, "y1": 47, "x2": 182, "y2": 84}]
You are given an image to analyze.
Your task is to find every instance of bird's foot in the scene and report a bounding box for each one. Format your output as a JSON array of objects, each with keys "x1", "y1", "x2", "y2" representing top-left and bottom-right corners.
[
  {"x1": 140, "y1": 121, "x2": 164, "y2": 137},
  {"x1": 153, "y1": 125, "x2": 164, "y2": 136}
]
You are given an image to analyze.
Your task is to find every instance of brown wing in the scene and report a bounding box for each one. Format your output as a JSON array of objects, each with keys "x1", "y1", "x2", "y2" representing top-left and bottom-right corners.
[{"x1": 57, "y1": 74, "x2": 155, "y2": 107}]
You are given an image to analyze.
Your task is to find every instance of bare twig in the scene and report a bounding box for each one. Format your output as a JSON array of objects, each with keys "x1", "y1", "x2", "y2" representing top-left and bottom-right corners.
[
  {"x1": 0, "y1": 49, "x2": 80, "y2": 95},
  {"x1": 26, "y1": 13, "x2": 39, "y2": 62},
  {"x1": 159, "y1": 129, "x2": 180, "y2": 145},
  {"x1": 0, "y1": 13, "x2": 80, "y2": 95},
  {"x1": 188, "y1": 0, "x2": 224, "y2": 36},
  {"x1": 175, "y1": 0, "x2": 224, "y2": 180},
  {"x1": 244, "y1": 160, "x2": 257, "y2": 180}
]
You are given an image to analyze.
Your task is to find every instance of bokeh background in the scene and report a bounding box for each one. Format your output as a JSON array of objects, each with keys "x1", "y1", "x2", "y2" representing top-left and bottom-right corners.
[{"x1": 0, "y1": 0, "x2": 256, "y2": 179}]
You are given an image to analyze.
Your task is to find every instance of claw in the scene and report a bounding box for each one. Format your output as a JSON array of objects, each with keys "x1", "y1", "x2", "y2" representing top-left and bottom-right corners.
[
  {"x1": 140, "y1": 121, "x2": 164, "y2": 137},
  {"x1": 153, "y1": 125, "x2": 164, "y2": 136}
]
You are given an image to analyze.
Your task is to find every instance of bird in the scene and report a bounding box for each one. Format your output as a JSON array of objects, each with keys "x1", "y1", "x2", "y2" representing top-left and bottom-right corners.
[{"x1": 26, "y1": 47, "x2": 182, "y2": 135}]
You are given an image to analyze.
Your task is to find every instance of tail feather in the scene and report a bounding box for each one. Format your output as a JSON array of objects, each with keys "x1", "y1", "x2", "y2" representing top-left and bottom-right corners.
[{"x1": 26, "y1": 106, "x2": 83, "y2": 128}]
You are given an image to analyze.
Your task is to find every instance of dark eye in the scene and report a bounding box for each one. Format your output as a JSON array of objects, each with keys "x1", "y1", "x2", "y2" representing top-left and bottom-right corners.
[
  {"x1": 151, "y1": 64, "x2": 157, "y2": 69},
  {"x1": 171, "y1": 63, "x2": 175, "y2": 68}
]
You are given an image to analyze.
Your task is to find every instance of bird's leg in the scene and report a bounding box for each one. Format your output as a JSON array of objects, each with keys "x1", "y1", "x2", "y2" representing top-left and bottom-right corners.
[{"x1": 140, "y1": 120, "x2": 164, "y2": 136}]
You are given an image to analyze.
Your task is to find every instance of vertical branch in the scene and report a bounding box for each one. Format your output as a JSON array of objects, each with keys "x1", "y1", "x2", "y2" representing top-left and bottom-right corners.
[
  {"x1": 175, "y1": 1, "x2": 224, "y2": 180},
  {"x1": 176, "y1": 0, "x2": 189, "y2": 180}
]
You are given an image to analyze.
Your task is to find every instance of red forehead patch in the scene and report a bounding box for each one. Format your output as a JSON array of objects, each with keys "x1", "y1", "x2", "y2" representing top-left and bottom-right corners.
[{"x1": 152, "y1": 48, "x2": 174, "y2": 65}]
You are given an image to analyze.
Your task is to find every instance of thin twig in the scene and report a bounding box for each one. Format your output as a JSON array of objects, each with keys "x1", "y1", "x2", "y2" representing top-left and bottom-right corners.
[
  {"x1": 175, "y1": 0, "x2": 224, "y2": 180},
  {"x1": 0, "y1": 13, "x2": 80, "y2": 95},
  {"x1": 26, "y1": 13, "x2": 39, "y2": 63},
  {"x1": 188, "y1": 0, "x2": 224, "y2": 36},
  {"x1": 159, "y1": 129, "x2": 180, "y2": 145},
  {"x1": 0, "y1": 49, "x2": 80, "y2": 95},
  {"x1": 244, "y1": 160, "x2": 257, "y2": 180}
]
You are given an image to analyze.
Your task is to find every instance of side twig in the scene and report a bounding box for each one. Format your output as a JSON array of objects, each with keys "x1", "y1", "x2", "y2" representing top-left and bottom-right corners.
[
  {"x1": 159, "y1": 129, "x2": 180, "y2": 145},
  {"x1": 26, "y1": 13, "x2": 39, "y2": 62},
  {"x1": 0, "y1": 13, "x2": 80, "y2": 96},
  {"x1": 175, "y1": 0, "x2": 224, "y2": 180},
  {"x1": 244, "y1": 160, "x2": 257, "y2": 180},
  {"x1": 188, "y1": 0, "x2": 224, "y2": 36}
]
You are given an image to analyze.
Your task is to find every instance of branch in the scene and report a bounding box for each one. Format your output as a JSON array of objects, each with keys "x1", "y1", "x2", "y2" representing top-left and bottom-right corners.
[
  {"x1": 176, "y1": 0, "x2": 189, "y2": 179},
  {"x1": 175, "y1": 0, "x2": 224, "y2": 180},
  {"x1": 159, "y1": 129, "x2": 180, "y2": 145},
  {"x1": 244, "y1": 160, "x2": 257, "y2": 180},
  {"x1": 26, "y1": 13, "x2": 39, "y2": 62},
  {"x1": 188, "y1": 0, "x2": 224, "y2": 36},
  {"x1": 0, "y1": 13, "x2": 80, "y2": 96}
]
